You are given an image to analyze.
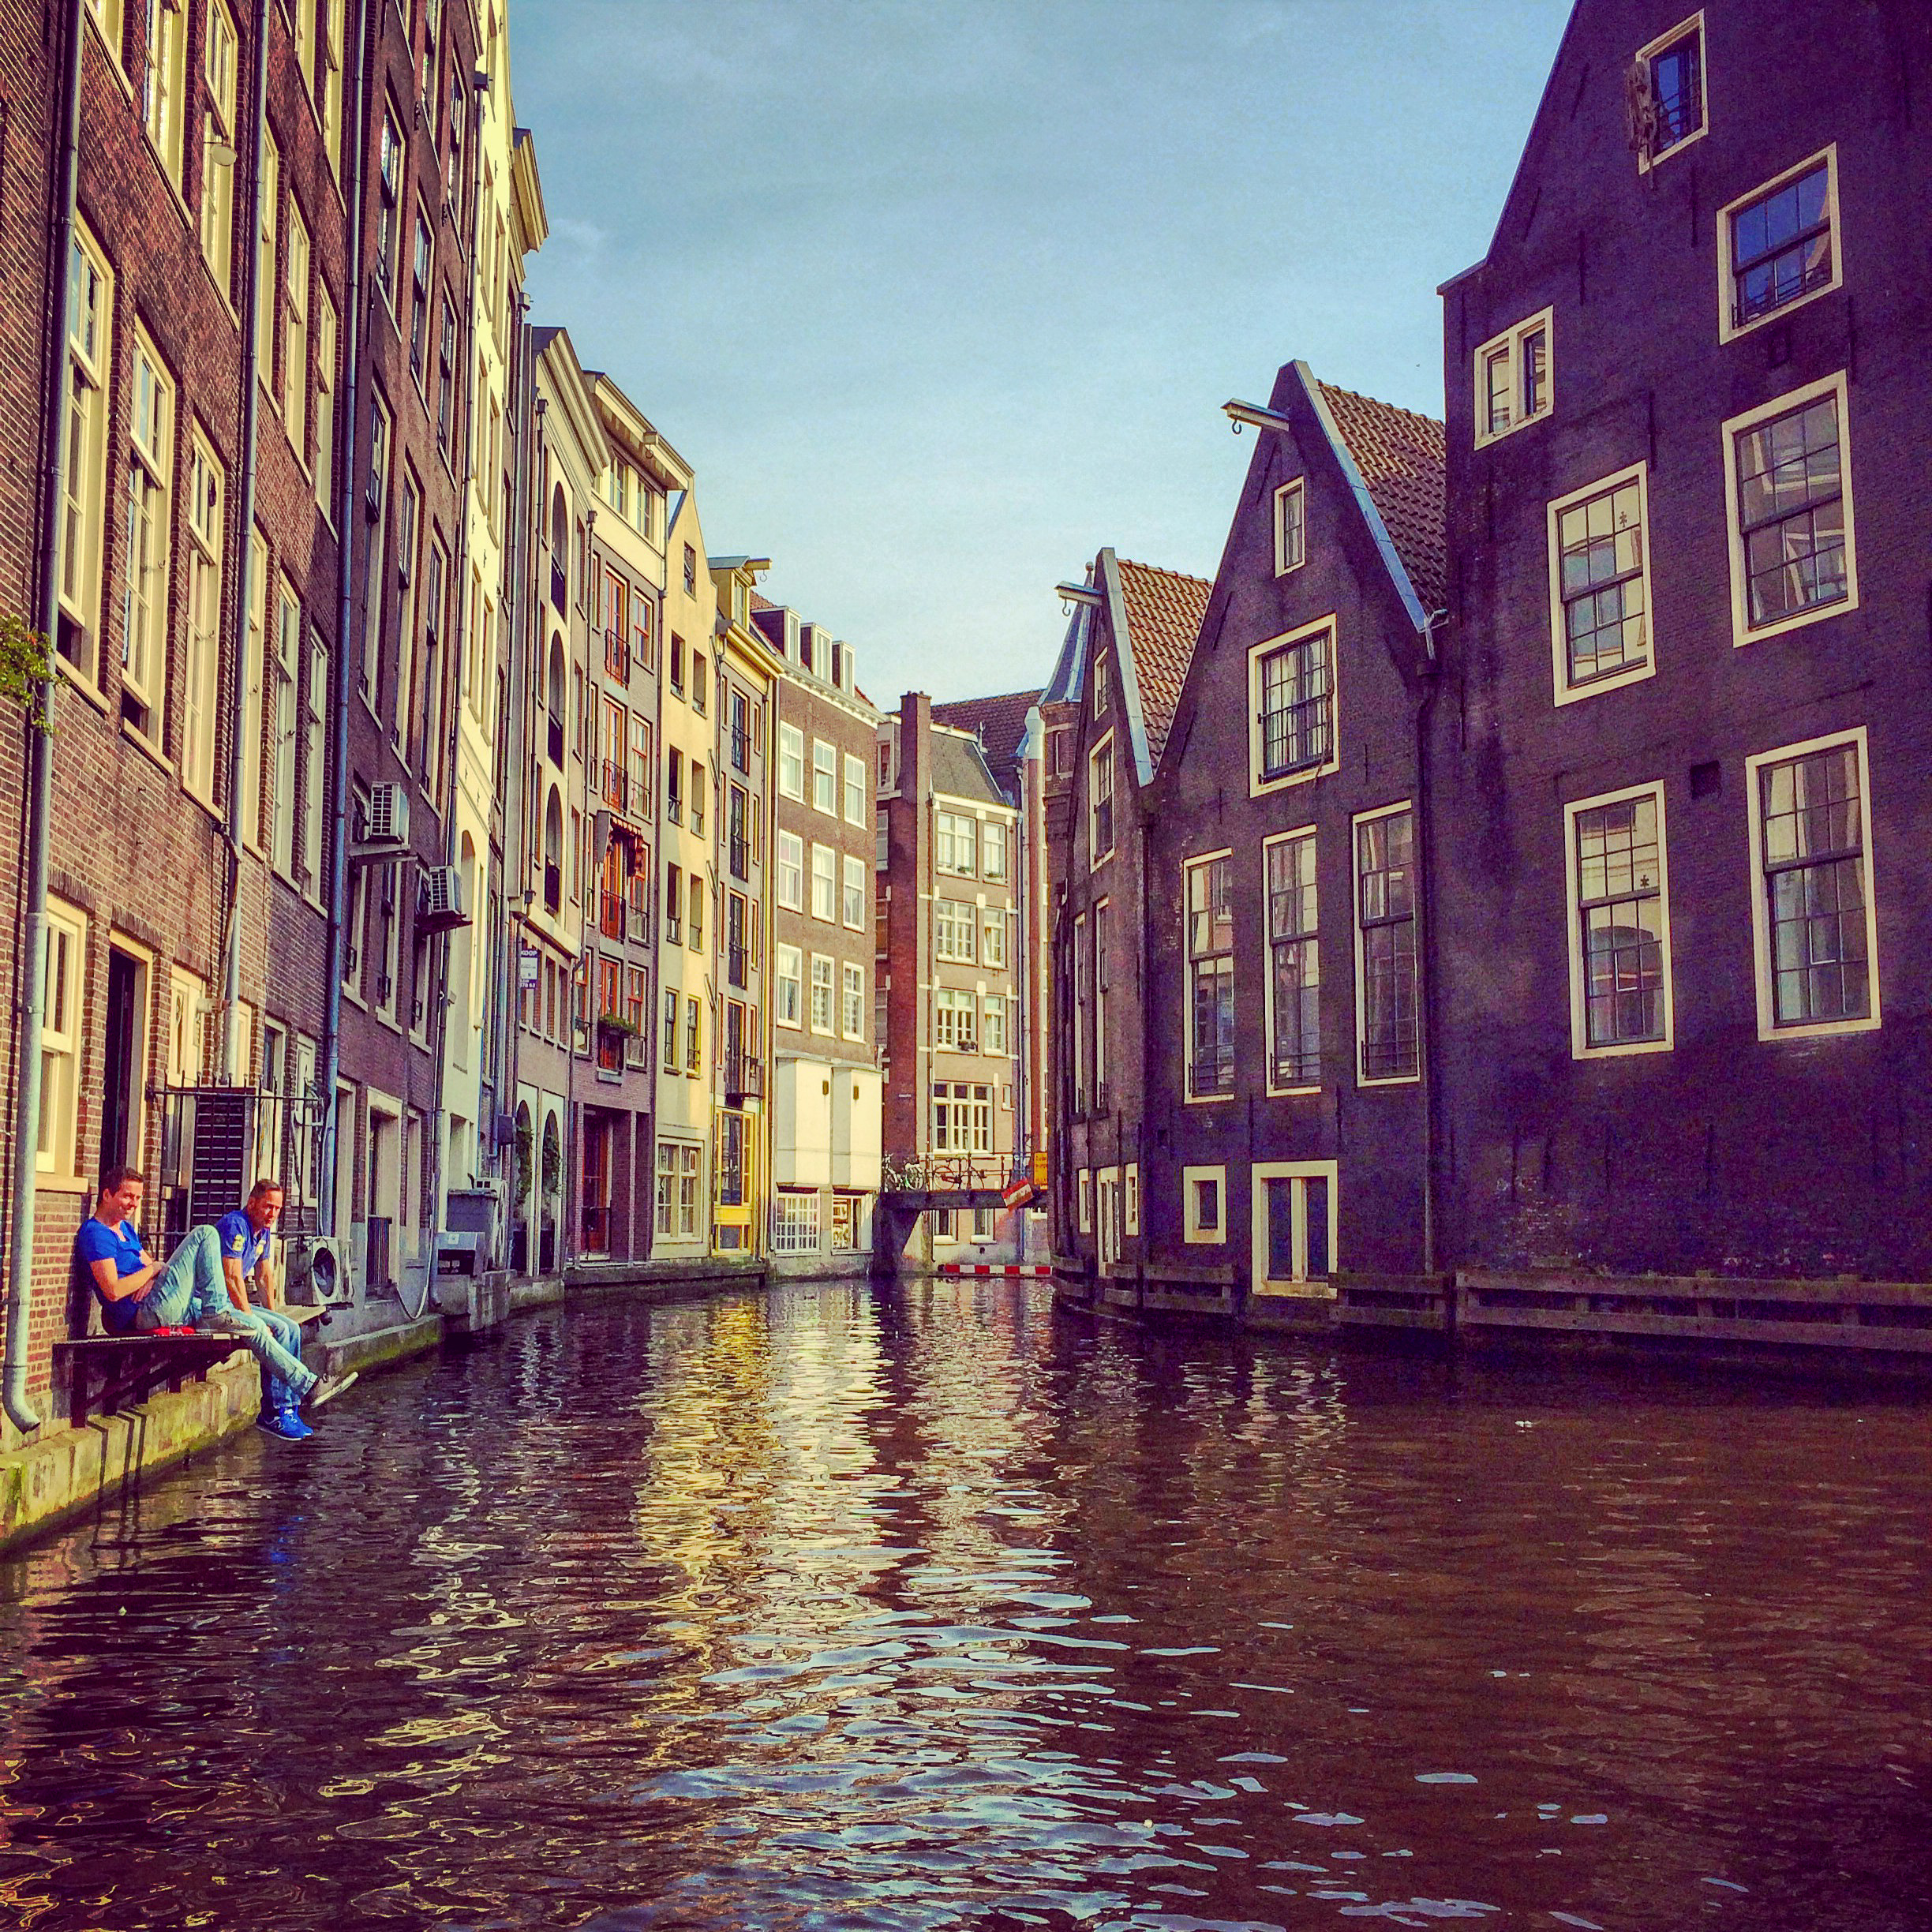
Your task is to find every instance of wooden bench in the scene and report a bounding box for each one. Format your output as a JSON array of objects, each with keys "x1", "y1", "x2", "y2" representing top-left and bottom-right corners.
[{"x1": 55, "y1": 1305, "x2": 328, "y2": 1426}]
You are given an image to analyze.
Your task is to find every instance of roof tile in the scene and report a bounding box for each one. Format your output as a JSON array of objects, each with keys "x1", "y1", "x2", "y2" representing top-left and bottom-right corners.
[
  {"x1": 1316, "y1": 382, "x2": 1447, "y2": 615},
  {"x1": 1114, "y1": 558, "x2": 1211, "y2": 763},
  {"x1": 930, "y1": 689, "x2": 1042, "y2": 799}
]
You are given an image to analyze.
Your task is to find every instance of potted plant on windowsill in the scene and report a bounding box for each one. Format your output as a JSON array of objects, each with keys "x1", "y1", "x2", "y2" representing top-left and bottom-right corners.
[{"x1": 596, "y1": 1013, "x2": 641, "y2": 1043}]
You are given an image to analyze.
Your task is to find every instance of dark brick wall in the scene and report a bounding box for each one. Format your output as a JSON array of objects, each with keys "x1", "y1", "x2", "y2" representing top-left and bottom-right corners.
[{"x1": 1433, "y1": 0, "x2": 1932, "y2": 1280}]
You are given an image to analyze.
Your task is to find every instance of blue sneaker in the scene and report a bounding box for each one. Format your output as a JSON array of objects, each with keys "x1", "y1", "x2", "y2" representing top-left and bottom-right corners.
[{"x1": 256, "y1": 1410, "x2": 310, "y2": 1443}]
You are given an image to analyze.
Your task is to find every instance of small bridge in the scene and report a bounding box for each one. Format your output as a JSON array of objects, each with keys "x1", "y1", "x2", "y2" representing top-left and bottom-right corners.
[{"x1": 871, "y1": 1157, "x2": 1041, "y2": 1279}]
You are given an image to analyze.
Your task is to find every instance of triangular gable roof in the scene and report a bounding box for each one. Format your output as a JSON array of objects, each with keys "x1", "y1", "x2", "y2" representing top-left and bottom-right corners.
[
  {"x1": 1113, "y1": 558, "x2": 1211, "y2": 766},
  {"x1": 1309, "y1": 376, "x2": 1447, "y2": 620}
]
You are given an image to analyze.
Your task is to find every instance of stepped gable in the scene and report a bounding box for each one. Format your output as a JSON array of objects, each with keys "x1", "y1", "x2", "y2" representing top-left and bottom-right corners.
[
  {"x1": 1315, "y1": 381, "x2": 1447, "y2": 615},
  {"x1": 931, "y1": 689, "x2": 1043, "y2": 799},
  {"x1": 1114, "y1": 558, "x2": 1211, "y2": 762}
]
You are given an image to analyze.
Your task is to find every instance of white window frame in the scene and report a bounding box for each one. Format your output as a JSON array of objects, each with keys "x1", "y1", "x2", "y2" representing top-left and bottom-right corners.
[
  {"x1": 811, "y1": 843, "x2": 837, "y2": 923},
  {"x1": 982, "y1": 908, "x2": 1006, "y2": 969},
  {"x1": 1546, "y1": 462, "x2": 1654, "y2": 705},
  {"x1": 771, "y1": 1189, "x2": 822, "y2": 1255},
  {"x1": 1125, "y1": 1162, "x2": 1139, "y2": 1237},
  {"x1": 1717, "y1": 145, "x2": 1840, "y2": 346},
  {"x1": 842, "y1": 961, "x2": 865, "y2": 1040},
  {"x1": 38, "y1": 897, "x2": 88, "y2": 1180},
  {"x1": 1262, "y1": 825, "x2": 1321, "y2": 1097},
  {"x1": 778, "y1": 722, "x2": 804, "y2": 799},
  {"x1": 935, "y1": 900, "x2": 975, "y2": 964},
  {"x1": 1744, "y1": 726, "x2": 1881, "y2": 1043},
  {"x1": 1088, "y1": 732, "x2": 1115, "y2": 868},
  {"x1": 843, "y1": 752, "x2": 867, "y2": 826},
  {"x1": 200, "y1": 0, "x2": 239, "y2": 294},
  {"x1": 842, "y1": 853, "x2": 867, "y2": 930},
  {"x1": 982, "y1": 818, "x2": 1009, "y2": 882},
  {"x1": 1634, "y1": 12, "x2": 1707, "y2": 174},
  {"x1": 1182, "y1": 846, "x2": 1235, "y2": 1105},
  {"x1": 1472, "y1": 307, "x2": 1554, "y2": 448},
  {"x1": 58, "y1": 221, "x2": 114, "y2": 685},
  {"x1": 936, "y1": 810, "x2": 977, "y2": 878},
  {"x1": 808, "y1": 953, "x2": 835, "y2": 1036},
  {"x1": 776, "y1": 829, "x2": 803, "y2": 911},
  {"x1": 1182, "y1": 1163, "x2": 1225, "y2": 1245},
  {"x1": 1721, "y1": 369, "x2": 1857, "y2": 650},
  {"x1": 182, "y1": 430, "x2": 226, "y2": 805},
  {"x1": 982, "y1": 993, "x2": 1005, "y2": 1057},
  {"x1": 1076, "y1": 1167, "x2": 1091, "y2": 1233},
  {"x1": 122, "y1": 324, "x2": 174, "y2": 737},
  {"x1": 935, "y1": 986, "x2": 977, "y2": 1054},
  {"x1": 1352, "y1": 800, "x2": 1421, "y2": 1088},
  {"x1": 1563, "y1": 780, "x2": 1676, "y2": 1061},
  {"x1": 1246, "y1": 614, "x2": 1340, "y2": 799},
  {"x1": 775, "y1": 943, "x2": 803, "y2": 1028},
  {"x1": 811, "y1": 739, "x2": 837, "y2": 815},
  {"x1": 1250, "y1": 1159, "x2": 1339, "y2": 1296},
  {"x1": 1273, "y1": 477, "x2": 1306, "y2": 575}
]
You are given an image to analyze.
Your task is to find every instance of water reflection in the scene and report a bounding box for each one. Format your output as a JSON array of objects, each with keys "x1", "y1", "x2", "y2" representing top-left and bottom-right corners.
[{"x1": 0, "y1": 1282, "x2": 1926, "y2": 1930}]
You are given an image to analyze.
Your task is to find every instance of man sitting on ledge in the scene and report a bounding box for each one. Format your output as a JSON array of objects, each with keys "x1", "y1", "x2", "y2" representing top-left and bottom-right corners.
[{"x1": 74, "y1": 1166, "x2": 356, "y2": 1421}]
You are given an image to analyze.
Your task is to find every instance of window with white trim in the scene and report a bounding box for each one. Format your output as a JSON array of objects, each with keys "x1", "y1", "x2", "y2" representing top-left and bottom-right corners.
[
  {"x1": 680, "y1": 1144, "x2": 702, "y2": 1235},
  {"x1": 1186, "y1": 854, "x2": 1234, "y2": 1098},
  {"x1": 982, "y1": 908, "x2": 1006, "y2": 968},
  {"x1": 1749, "y1": 733, "x2": 1878, "y2": 1036},
  {"x1": 1355, "y1": 806, "x2": 1418, "y2": 1083},
  {"x1": 1274, "y1": 477, "x2": 1306, "y2": 575},
  {"x1": 809, "y1": 954, "x2": 834, "y2": 1033},
  {"x1": 1089, "y1": 736, "x2": 1114, "y2": 865},
  {"x1": 376, "y1": 105, "x2": 403, "y2": 304},
  {"x1": 1725, "y1": 375, "x2": 1853, "y2": 644},
  {"x1": 1252, "y1": 1161, "x2": 1336, "y2": 1288},
  {"x1": 843, "y1": 854, "x2": 867, "y2": 929},
  {"x1": 811, "y1": 844, "x2": 836, "y2": 922},
  {"x1": 779, "y1": 723, "x2": 804, "y2": 799},
  {"x1": 775, "y1": 944, "x2": 803, "y2": 1028},
  {"x1": 772, "y1": 1189, "x2": 821, "y2": 1255},
  {"x1": 302, "y1": 632, "x2": 328, "y2": 890},
  {"x1": 39, "y1": 899, "x2": 86, "y2": 1178},
  {"x1": 935, "y1": 900, "x2": 975, "y2": 963},
  {"x1": 1473, "y1": 309, "x2": 1552, "y2": 446},
  {"x1": 144, "y1": 0, "x2": 187, "y2": 185},
  {"x1": 1182, "y1": 1165, "x2": 1224, "y2": 1245},
  {"x1": 271, "y1": 581, "x2": 299, "y2": 878},
  {"x1": 58, "y1": 223, "x2": 112, "y2": 682},
  {"x1": 812, "y1": 739, "x2": 837, "y2": 814},
  {"x1": 1125, "y1": 1163, "x2": 1139, "y2": 1237},
  {"x1": 1076, "y1": 1167, "x2": 1091, "y2": 1232},
  {"x1": 655, "y1": 1140, "x2": 676, "y2": 1235},
  {"x1": 843, "y1": 963, "x2": 864, "y2": 1039},
  {"x1": 776, "y1": 830, "x2": 803, "y2": 910},
  {"x1": 284, "y1": 200, "x2": 310, "y2": 456},
  {"x1": 843, "y1": 753, "x2": 867, "y2": 826},
  {"x1": 122, "y1": 328, "x2": 173, "y2": 738},
  {"x1": 1549, "y1": 464, "x2": 1651, "y2": 698},
  {"x1": 256, "y1": 133, "x2": 279, "y2": 405},
  {"x1": 1632, "y1": 14, "x2": 1705, "y2": 167},
  {"x1": 314, "y1": 287, "x2": 338, "y2": 516},
  {"x1": 1093, "y1": 898, "x2": 1110, "y2": 1109},
  {"x1": 933, "y1": 1082, "x2": 991, "y2": 1154},
  {"x1": 200, "y1": 0, "x2": 239, "y2": 296},
  {"x1": 982, "y1": 818, "x2": 1008, "y2": 882},
  {"x1": 1266, "y1": 829, "x2": 1320, "y2": 1088},
  {"x1": 983, "y1": 994, "x2": 1006, "y2": 1057},
  {"x1": 937, "y1": 811, "x2": 977, "y2": 876},
  {"x1": 242, "y1": 531, "x2": 267, "y2": 850},
  {"x1": 1720, "y1": 149, "x2": 1838, "y2": 339},
  {"x1": 1092, "y1": 654, "x2": 1109, "y2": 719},
  {"x1": 1071, "y1": 911, "x2": 1088, "y2": 1114},
  {"x1": 1567, "y1": 784, "x2": 1672, "y2": 1055},
  {"x1": 182, "y1": 433, "x2": 226, "y2": 803},
  {"x1": 1249, "y1": 624, "x2": 1335, "y2": 791},
  {"x1": 935, "y1": 987, "x2": 977, "y2": 1052}
]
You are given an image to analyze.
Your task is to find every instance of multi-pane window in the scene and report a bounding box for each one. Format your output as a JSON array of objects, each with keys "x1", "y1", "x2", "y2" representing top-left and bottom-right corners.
[
  {"x1": 687, "y1": 875, "x2": 704, "y2": 952},
  {"x1": 1267, "y1": 831, "x2": 1320, "y2": 1088},
  {"x1": 1730, "y1": 384, "x2": 1849, "y2": 635},
  {"x1": 982, "y1": 995, "x2": 1006, "y2": 1057},
  {"x1": 1256, "y1": 1164, "x2": 1335, "y2": 1286},
  {"x1": 842, "y1": 963, "x2": 864, "y2": 1039},
  {"x1": 937, "y1": 811, "x2": 977, "y2": 876},
  {"x1": 690, "y1": 761, "x2": 706, "y2": 837},
  {"x1": 983, "y1": 819, "x2": 1009, "y2": 882},
  {"x1": 143, "y1": 0, "x2": 187, "y2": 184},
  {"x1": 777, "y1": 830, "x2": 803, "y2": 909},
  {"x1": 409, "y1": 214, "x2": 432, "y2": 384},
  {"x1": 1094, "y1": 900, "x2": 1110, "y2": 1106},
  {"x1": 811, "y1": 844, "x2": 836, "y2": 921},
  {"x1": 256, "y1": 135, "x2": 280, "y2": 398},
  {"x1": 685, "y1": 996, "x2": 701, "y2": 1075},
  {"x1": 775, "y1": 945, "x2": 803, "y2": 1027},
  {"x1": 314, "y1": 289, "x2": 338, "y2": 515},
  {"x1": 664, "y1": 863, "x2": 683, "y2": 945},
  {"x1": 182, "y1": 436, "x2": 226, "y2": 803},
  {"x1": 1635, "y1": 18, "x2": 1704, "y2": 162},
  {"x1": 302, "y1": 634, "x2": 328, "y2": 888},
  {"x1": 362, "y1": 399, "x2": 390, "y2": 696},
  {"x1": 271, "y1": 583, "x2": 299, "y2": 877},
  {"x1": 936, "y1": 986, "x2": 977, "y2": 1051},
  {"x1": 436, "y1": 299, "x2": 457, "y2": 455},
  {"x1": 809, "y1": 954, "x2": 834, "y2": 1033},
  {"x1": 843, "y1": 855, "x2": 867, "y2": 929},
  {"x1": 1755, "y1": 739, "x2": 1873, "y2": 1031},
  {"x1": 843, "y1": 754, "x2": 867, "y2": 826},
  {"x1": 320, "y1": 0, "x2": 346, "y2": 175},
  {"x1": 1186, "y1": 855, "x2": 1234, "y2": 1097},
  {"x1": 1089, "y1": 738, "x2": 1114, "y2": 862},
  {"x1": 122, "y1": 331, "x2": 173, "y2": 737},
  {"x1": 1071, "y1": 912, "x2": 1088, "y2": 1114},
  {"x1": 1356, "y1": 807, "x2": 1419, "y2": 1081},
  {"x1": 284, "y1": 204, "x2": 311, "y2": 451},
  {"x1": 629, "y1": 715, "x2": 652, "y2": 814},
  {"x1": 666, "y1": 746, "x2": 683, "y2": 824},
  {"x1": 662, "y1": 987, "x2": 680, "y2": 1069},
  {"x1": 680, "y1": 1144, "x2": 701, "y2": 1234},
  {"x1": 1092, "y1": 654, "x2": 1110, "y2": 719},
  {"x1": 1275, "y1": 478, "x2": 1306, "y2": 575},
  {"x1": 771, "y1": 1191, "x2": 821, "y2": 1255},
  {"x1": 59, "y1": 227, "x2": 111, "y2": 679},
  {"x1": 1552, "y1": 467, "x2": 1649, "y2": 692},
  {"x1": 1253, "y1": 631, "x2": 1333, "y2": 783},
  {"x1": 376, "y1": 108, "x2": 403, "y2": 301},
  {"x1": 200, "y1": 1, "x2": 238, "y2": 294},
  {"x1": 1473, "y1": 310, "x2": 1552, "y2": 445},
  {"x1": 931, "y1": 1082, "x2": 992, "y2": 1154},
  {"x1": 778, "y1": 723, "x2": 804, "y2": 799},
  {"x1": 935, "y1": 900, "x2": 975, "y2": 962},
  {"x1": 1571, "y1": 790, "x2": 1668, "y2": 1050},
  {"x1": 242, "y1": 534, "x2": 268, "y2": 850},
  {"x1": 39, "y1": 900, "x2": 85, "y2": 1178},
  {"x1": 812, "y1": 739, "x2": 837, "y2": 814},
  {"x1": 982, "y1": 909, "x2": 1006, "y2": 968},
  {"x1": 1726, "y1": 157, "x2": 1835, "y2": 334}
]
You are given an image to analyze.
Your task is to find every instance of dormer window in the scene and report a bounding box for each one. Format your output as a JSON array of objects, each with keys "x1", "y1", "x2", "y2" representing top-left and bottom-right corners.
[
  {"x1": 1473, "y1": 309, "x2": 1552, "y2": 447},
  {"x1": 1631, "y1": 15, "x2": 1705, "y2": 167}
]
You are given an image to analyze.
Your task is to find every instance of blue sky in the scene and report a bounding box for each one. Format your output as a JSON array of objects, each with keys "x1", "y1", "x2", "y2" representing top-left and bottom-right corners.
[{"x1": 513, "y1": 1, "x2": 1572, "y2": 704}]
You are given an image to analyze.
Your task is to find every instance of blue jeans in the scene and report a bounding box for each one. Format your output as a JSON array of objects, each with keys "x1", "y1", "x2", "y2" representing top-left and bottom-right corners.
[
  {"x1": 250, "y1": 1307, "x2": 306, "y2": 1416},
  {"x1": 138, "y1": 1226, "x2": 316, "y2": 1398}
]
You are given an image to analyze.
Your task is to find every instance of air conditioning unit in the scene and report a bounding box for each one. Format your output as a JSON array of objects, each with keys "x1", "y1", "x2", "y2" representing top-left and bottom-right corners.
[
  {"x1": 285, "y1": 1234, "x2": 354, "y2": 1306},
  {"x1": 418, "y1": 863, "x2": 468, "y2": 931},
  {"x1": 357, "y1": 782, "x2": 410, "y2": 855}
]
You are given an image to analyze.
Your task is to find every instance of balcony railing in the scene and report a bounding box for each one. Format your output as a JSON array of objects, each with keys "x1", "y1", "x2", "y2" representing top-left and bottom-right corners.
[
  {"x1": 604, "y1": 627, "x2": 629, "y2": 682},
  {"x1": 601, "y1": 759, "x2": 628, "y2": 813},
  {"x1": 728, "y1": 834, "x2": 748, "y2": 882},
  {"x1": 599, "y1": 890, "x2": 624, "y2": 941},
  {"x1": 730, "y1": 724, "x2": 750, "y2": 773},
  {"x1": 724, "y1": 1051, "x2": 764, "y2": 1102},
  {"x1": 727, "y1": 942, "x2": 747, "y2": 990}
]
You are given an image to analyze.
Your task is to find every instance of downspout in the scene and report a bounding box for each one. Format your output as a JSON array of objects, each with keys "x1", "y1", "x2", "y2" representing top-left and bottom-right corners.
[
  {"x1": 320, "y1": 0, "x2": 373, "y2": 1236},
  {"x1": 5, "y1": 0, "x2": 85, "y2": 1434},
  {"x1": 219, "y1": 0, "x2": 274, "y2": 1083},
  {"x1": 1415, "y1": 608, "x2": 1449, "y2": 1278}
]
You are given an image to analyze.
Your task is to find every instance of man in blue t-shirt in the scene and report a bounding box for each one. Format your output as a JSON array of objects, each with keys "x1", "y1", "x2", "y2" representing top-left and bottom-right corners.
[
  {"x1": 74, "y1": 1167, "x2": 356, "y2": 1427},
  {"x1": 215, "y1": 1181, "x2": 317, "y2": 1440}
]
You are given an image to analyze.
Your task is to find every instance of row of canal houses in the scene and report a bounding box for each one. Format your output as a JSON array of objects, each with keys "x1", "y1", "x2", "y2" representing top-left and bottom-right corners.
[
  {"x1": 0, "y1": 0, "x2": 889, "y2": 1447},
  {"x1": 1047, "y1": 0, "x2": 1932, "y2": 1306}
]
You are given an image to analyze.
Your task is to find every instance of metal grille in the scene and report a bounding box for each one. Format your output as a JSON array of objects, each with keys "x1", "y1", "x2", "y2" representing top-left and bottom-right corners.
[{"x1": 1257, "y1": 635, "x2": 1331, "y2": 781}]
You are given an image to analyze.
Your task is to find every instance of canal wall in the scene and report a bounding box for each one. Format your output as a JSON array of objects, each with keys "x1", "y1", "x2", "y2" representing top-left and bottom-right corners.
[{"x1": 1053, "y1": 1261, "x2": 1932, "y2": 1380}]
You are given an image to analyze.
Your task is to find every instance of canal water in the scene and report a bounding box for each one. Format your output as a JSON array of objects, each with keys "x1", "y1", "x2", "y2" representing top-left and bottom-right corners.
[{"x1": 0, "y1": 1282, "x2": 1926, "y2": 1931}]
